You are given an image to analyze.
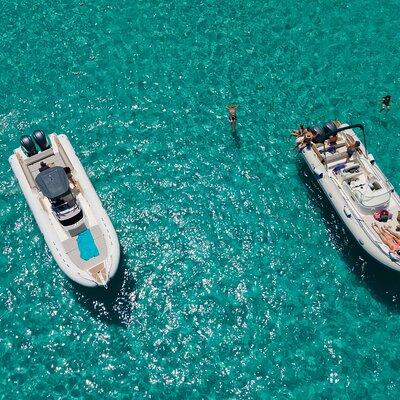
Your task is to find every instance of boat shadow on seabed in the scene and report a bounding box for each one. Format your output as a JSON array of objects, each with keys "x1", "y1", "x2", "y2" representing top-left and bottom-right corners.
[
  {"x1": 71, "y1": 248, "x2": 137, "y2": 327},
  {"x1": 297, "y1": 160, "x2": 400, "y2": 312}
]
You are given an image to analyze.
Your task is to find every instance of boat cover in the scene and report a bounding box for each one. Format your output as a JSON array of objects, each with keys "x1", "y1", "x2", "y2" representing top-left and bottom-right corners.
[
  {"x1": 77, "y1": 229, "x2": 99, "y2": 261},
  {"x1": 35, "y1": 166, "x2": 70, "y2": 199}
]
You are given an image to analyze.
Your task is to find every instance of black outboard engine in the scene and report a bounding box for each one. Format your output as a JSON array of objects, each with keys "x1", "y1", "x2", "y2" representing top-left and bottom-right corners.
[
  {"x1": 310, "y1": 125, "x2": 324, "y2": 136},
  {"x1": 20, "y1": 135, "x2": 38, "y2": 157},
  {"x1": 323, "y1": 121, "x2": 337, "y2": 136},
  {"x1": 32, "y1": 130, "x2": 50, "y2": 151},
  {"x1": 309, "y1": 125, "x2": 326, "y2": 144}
]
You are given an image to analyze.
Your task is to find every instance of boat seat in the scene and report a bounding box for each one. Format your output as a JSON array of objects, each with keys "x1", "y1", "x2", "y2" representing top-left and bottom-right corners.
[
  {"x1": 28, "y1": 153, "x2": 65, "y2": 179},
  {"x1": 318, "y1": 141, "x2": 347, "y2": 154},
  {"x1": 25, "y1": 148, "x2": 54, "y2": 166},
  {"x1": 344, "y1": 171, "x2": 363, "y2": 182},
  {"x1": 62, "y1": 237, "x2": 78, "y2": 253},
  {"x1": 62, "y1": 226, "x2": 106, "y2": 268},
  {"x1": 67, "y1": 232, "x2": 107, "y2": 270},
  {"x1": 324, "y1": 150, "x2": 348, "y2": 164},
  {"x1": 316, "y1": 139, "x2": 346, "y2": 149},
  {"x1": 90, "y1": 225, "x2": 103, "y2": 239}
]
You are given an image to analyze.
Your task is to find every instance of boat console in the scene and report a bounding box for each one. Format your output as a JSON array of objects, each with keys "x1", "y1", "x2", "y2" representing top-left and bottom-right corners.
[{"x1": 35, "y1": 166, "x2": 85, "y2": 231}]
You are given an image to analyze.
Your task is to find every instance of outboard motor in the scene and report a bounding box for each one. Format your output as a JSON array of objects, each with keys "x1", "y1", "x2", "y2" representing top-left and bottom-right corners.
[
  {"x1": 32, "y1": 130, "x2": 50, "y2": 151},
  {"x1": 323, "y1": 121, "x2": 337, "y2": 136},
  {"x1": 20, "y1": 135, "x2": 38, "y2": 157},
  {"x1": 310, "y1": 125, "x2": 324, "y2": 137}
]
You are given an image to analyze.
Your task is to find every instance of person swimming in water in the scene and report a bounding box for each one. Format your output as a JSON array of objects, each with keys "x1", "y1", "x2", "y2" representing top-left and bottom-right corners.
[
  {"x1": 380, "y1": 95, "x2": 391, "y2": 112},
  {"x1": 227, "y1": 104, "x2": 237, "y2": 130}
]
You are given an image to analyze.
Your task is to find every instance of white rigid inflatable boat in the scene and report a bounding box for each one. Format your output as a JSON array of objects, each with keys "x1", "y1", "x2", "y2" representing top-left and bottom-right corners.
[
  {"x1": 9, "y1": 131, "x2": 120, "y2": 287},
  {"x1": 298, "y1": 121, "x2": 400, "y2": 272}
]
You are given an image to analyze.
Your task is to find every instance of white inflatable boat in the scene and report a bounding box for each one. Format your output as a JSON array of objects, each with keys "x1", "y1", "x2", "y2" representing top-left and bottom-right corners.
[
  {"x1": 297, "y1": 121, "x2": 400, "y2": 271},
  {"x1": 9, "y1": 131, "x2": 120, "y2": 287}
]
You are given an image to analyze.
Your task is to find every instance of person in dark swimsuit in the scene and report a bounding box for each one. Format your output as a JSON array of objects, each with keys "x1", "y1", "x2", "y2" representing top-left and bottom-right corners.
[
  {"x1": 39, "y1": 162, "x2": 50, "y2": 172},
  {"x1": 227, "y1": 104, "x2": 237, "y2": 130},
  {"x1": 346, "y1": 140, "x2": 361, "y2": 162},
  {"x1": 381, "y1": 95, "x2": 391, "y2": 112}
]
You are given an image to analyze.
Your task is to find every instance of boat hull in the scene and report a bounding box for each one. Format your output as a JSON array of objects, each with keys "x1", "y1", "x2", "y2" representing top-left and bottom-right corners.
[
  {"x1": 9, "y1": 134, "x2": 120, "y2": 287},
  {"x1": 301, "y1": 145, "x2": 400, "y2": 272}
]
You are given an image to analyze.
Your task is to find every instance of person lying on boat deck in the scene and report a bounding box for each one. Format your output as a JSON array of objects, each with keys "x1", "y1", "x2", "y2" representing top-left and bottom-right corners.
[
  {"x1": 372, "y1": 223, "x2": 400, "y2": 255},
  {"x1": 39, "y1": 162, "x2": 50, "y2": 172},
  {"x1": 345, "y1": 139, "x2": 361, "y2": 163},
  {"x1": 380, "y1": 95, "x2": 391, "y2": 112},
  {"x1": 383, "y1": 226, "x2": 400, "y2": 241}
]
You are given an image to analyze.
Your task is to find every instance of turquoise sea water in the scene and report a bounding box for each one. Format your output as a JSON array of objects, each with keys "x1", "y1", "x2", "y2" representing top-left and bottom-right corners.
[{"x1": 1, "y1": 0, "x2": 400, "y2": 398}]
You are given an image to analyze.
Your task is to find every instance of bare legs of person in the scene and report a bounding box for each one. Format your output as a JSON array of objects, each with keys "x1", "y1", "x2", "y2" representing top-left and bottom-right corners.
[
  {"x1": 372, "y1": 224, "x2": 399, "y2": 250},
  {"x1": 382, "y1": 226, "x2": 400, "y2": 244}
]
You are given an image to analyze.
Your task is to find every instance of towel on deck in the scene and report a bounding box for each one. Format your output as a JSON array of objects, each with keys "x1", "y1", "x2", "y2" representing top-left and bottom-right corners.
[{"x1": 77, "y1": 229, "x2": 99, "y2": 261}]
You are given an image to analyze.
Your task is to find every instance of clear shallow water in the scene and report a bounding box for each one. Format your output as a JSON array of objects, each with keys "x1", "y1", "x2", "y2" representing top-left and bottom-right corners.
[{"x1": 1, "y1": 0, "x2": 400, "y2": 398}]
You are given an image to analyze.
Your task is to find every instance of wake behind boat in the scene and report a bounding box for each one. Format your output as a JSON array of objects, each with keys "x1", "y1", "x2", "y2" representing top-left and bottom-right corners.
[
  {"x1": 295, "y1": 121, "x2": 400, "y2": 271},
  {"x1": 9, "y1": 131, "x2": 120, "y2": 287}
]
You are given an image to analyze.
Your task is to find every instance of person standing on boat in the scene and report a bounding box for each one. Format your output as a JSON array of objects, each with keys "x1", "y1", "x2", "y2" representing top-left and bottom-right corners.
[
  {"x1": 345, "y1": 139, "x2": 361, "y2": 163},
  {"x1": 380, "y1": 95, "x2": 391, "y2": 112}
]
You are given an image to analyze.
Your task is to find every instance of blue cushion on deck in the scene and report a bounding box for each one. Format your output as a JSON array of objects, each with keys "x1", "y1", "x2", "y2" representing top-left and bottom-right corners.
[{"x1": 77, "y1": 229, "x2": 99, "y2": 261}]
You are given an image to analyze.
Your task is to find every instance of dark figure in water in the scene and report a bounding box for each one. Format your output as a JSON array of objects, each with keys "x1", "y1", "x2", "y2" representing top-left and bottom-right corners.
[
  {"x1": 227, "y1": 104, "x2": 237, "y2": 130},
  {"x1": 227, "y1": 104, "x2": 241, "y2": 148},
  {"x1": 381, "y1": 95, "x2": 391, "y2": 112}
]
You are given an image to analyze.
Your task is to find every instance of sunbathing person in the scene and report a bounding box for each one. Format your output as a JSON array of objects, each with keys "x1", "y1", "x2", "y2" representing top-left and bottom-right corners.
[
  {"x1": 372, "y1": 224, "x2": 400, "y2": 254},
  {"x1": 382, "y1": 226, "x2": 400, "y2": 243}
]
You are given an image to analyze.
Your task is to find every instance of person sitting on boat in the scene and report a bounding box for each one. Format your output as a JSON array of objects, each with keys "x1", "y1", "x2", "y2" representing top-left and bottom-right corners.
[
  {"x1": 345, "y1": 139, "x2": 361, "y2": 163},
  {"x1": 296, "y1": 130, "x2": 326, "y2": 164},
  {"x1": 297, "y1": 130, "x2": 314, "y2": 151},
  {"x1": 327, "y1": 131, "x2": 338, "y2": 146},
  {"x1": 39, "y1": 162, "x2": 50, "y2": 172},
  {"x1": 291, "y1": 125, "x2": 306, "y2": 138},
  {"x1": 372, "y1": 224, "x2": 400, "y2": 255}
]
